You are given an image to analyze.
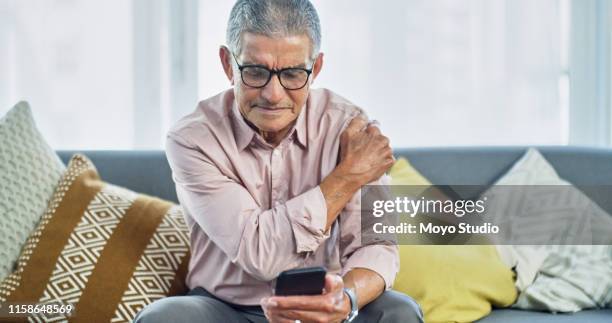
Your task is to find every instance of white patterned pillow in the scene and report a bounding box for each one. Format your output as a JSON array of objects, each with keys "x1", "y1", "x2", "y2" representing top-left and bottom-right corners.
[
  {"x1": 0, "y1": 101, "x2": 65, "y2": 282},
  {"x1": 484, "y1": 148, "x2": 612, "y2": 312},
  {"x1": 0, "y1": 154, "x2": 190, "y2": 322}
]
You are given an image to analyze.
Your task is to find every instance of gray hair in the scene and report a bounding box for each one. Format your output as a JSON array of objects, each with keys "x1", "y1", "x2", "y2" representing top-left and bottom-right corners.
[{"x1": 226, "y1": 0, "x2": 321, "y2": 59}]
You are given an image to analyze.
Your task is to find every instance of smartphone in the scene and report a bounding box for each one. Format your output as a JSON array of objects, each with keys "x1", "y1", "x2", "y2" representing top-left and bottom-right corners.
[{"x1": 274, "y1": 266, "x2": 326, "y2": 296}]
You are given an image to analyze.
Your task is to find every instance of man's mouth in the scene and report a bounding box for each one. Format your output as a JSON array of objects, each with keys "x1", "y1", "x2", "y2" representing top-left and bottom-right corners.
[{"x1": 254, "y1": 106, "x2": 292, "y2": 113}]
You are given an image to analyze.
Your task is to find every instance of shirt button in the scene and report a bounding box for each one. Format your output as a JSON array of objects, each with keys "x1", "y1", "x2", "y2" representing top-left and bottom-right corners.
[{"x1": 273, "y1": 150, "x2": 280, "y2": 156}]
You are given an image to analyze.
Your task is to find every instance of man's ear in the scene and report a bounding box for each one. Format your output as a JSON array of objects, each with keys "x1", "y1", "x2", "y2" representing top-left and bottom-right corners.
[
  {"x1": 310, "y1": 52, "x2": 324, "y2": 83},
  {"x1": 219, "y1": 45, "x2": 235, "y2": 85}
]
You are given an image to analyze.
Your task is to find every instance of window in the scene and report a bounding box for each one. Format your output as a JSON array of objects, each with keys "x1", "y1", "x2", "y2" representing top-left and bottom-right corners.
[
  {"x1": 199, "y1": 0, "x2": 573, "y2": 147},
  {"x1": 1, "y1": 0, "x2": 135, "y2": 149},
  {"x1": 2, "y1": 0, "x2": 609, "y2": 149},
  {"x1": 0, "y1": 0, "x2": 198, "y2": 149}
]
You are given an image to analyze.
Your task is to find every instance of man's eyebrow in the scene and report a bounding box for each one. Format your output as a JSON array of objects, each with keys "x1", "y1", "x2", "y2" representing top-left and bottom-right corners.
[
  {"x1": 286, "y1": 63, "x2": 308, "y2": 69},
  {"x1": 241, "y1": 60, "x2": 308, "y2": 69},
  {"x1": 240, "y1": 59, "x2": 264, "y2": 66}
]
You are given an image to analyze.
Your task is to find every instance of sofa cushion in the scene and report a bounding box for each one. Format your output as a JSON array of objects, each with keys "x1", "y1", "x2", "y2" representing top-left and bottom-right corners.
[
  {"x1": 0, "y1": 101, "x2": 65, "y2": 283},
  {"x1": 389, "y1": 158, "x2": 517, "y2": 323},
  {"x1": 482, "y1": 148, "x2": 612, "y2": 312},
  {"x1": 0, "y1": 154, "x2": 189, "y2": 322},
  {"x1": 476, "y1": 308, "x2": 612, "y2": 323}
]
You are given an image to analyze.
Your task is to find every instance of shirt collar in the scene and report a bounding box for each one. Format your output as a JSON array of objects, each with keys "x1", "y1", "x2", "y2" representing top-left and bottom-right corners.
[
  {"x1": 231, "y1": 103, "x2": 256, "y2": 151},
  {"x1": 231, "y1": 102, "x2": 308, "y2": 151},
  {"x1": 292, "y1": 104, "x2": 308, "y2": 149}
]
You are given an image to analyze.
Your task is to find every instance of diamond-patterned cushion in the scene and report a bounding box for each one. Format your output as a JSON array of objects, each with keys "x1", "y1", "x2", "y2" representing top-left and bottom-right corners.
[
  {"x1": 0, "y1": 101, "x2": 65, "y2": 283},
  {"x1": 0, "y1": 154, "x2": 190, "y2": 322}
]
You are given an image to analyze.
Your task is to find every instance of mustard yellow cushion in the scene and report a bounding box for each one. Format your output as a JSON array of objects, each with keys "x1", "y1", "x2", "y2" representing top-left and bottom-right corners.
[
  {"x1": 389, "y1": 158, "x2": 517, "y2": 323},
  {"x1": 389, "y1": 157, "x2": 431, "y2": 187}
]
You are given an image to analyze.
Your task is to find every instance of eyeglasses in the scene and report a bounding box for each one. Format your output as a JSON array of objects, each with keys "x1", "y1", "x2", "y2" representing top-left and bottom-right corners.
[{"x1": 232, "y1": 52, "x2": 313, "y2": 90}]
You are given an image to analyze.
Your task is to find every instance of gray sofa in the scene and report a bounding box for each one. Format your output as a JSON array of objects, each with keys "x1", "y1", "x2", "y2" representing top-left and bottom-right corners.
[{"x1": 56, "y1": 146, "x2": 612, "y2": 323}]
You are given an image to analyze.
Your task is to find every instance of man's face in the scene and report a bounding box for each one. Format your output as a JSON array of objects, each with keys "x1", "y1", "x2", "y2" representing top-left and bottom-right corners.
[{"x1": 222, "y1": 33, "x2": 322, "y2": 136}]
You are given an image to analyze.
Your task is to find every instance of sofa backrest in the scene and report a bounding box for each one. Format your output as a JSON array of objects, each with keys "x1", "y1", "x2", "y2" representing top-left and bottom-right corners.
[
  {"x1": 57, "y1": 150, "x2": 179, "y2": 203},
  {"x1": 57, "y1": 146, "x2": 612, "y2": 213}
]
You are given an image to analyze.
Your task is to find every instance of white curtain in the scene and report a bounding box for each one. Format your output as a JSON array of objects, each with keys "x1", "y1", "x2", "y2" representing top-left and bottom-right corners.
[
  {"x1": 0, "y1": 0, "x2": 198, "y2": 150},
  {"x1": 0, "y1": 0, "x2": 135, "y2": 149},
  {"x1": 312, "y1": 0, "x2": 565, "y2": 147},
  {"x1": 2, "y1": 0, "x2": 567, "y2": 149}
]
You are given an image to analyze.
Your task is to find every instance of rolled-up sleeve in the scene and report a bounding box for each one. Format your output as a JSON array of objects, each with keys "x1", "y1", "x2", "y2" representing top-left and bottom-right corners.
[
  {"x1": 339, "y1": 174, "x2": 400, "y2": 289},
  {"x1": 166, "y1": 132, "x2": 329, "y2": 282},
  {"x1": 285, "y1": 186, "x2": 330, "y2": 253}
]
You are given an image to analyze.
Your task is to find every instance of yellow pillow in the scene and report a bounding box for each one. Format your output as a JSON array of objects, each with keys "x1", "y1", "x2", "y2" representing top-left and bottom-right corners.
[
  {"x1": 389, "y1": 158, "x2": 517, "y2": 323},
  {"x1": 389, "y1": 157, "x2": 431, "y2": 187}
]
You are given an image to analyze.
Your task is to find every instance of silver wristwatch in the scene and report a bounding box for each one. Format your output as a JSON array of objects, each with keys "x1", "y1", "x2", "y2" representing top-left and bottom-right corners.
[{"x1": 342, "y1": 287, "x2": 358, "y2": 322}]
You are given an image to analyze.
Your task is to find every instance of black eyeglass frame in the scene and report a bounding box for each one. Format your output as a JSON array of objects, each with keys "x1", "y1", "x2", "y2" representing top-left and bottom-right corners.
[{"x1": 231, "y1": 52, "x2": 314, "y2": 90}]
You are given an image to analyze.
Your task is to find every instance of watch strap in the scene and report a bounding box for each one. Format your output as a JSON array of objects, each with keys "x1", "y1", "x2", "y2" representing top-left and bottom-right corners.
[{"x1": 342, "y1": 287, "x2": 358, "y2": 322}]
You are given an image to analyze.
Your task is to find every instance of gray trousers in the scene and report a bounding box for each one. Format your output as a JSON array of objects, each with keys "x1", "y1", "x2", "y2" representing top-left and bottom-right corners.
[{"x1": 133, "y1": 287, "x2": 424, "y2": 323}]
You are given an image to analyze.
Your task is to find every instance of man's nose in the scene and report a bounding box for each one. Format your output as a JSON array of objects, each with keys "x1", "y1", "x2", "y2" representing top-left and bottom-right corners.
[{"x1": 260, "y1": 74, "x2": 285, "y2": 104}]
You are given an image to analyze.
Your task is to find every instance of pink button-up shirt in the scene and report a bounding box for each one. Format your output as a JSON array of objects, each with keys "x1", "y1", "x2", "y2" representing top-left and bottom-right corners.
[{"x1": 165, "y1": 88, "x2": 399, "y2": 305}]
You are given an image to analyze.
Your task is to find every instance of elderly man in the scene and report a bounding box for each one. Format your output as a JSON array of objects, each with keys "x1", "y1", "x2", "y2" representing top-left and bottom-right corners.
[{"x1": 135, "y1": 0, "x2": 423, "y2": 322}]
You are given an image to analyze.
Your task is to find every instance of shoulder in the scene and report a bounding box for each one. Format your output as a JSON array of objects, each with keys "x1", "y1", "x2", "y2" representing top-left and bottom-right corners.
[
  {"x1": 167, "y1": 89, "x2": 234, "y2": 148},
  {"x1": 307, "y1": 88, "x2": 368, "y2": 135},
  {"x1": 309, "y1": 88, "x2": 366, "y2": 118}
]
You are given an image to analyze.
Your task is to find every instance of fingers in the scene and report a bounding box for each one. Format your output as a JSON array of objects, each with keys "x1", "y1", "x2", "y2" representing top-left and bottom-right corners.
[
  {"x1": 266, "y1": 296, "x2": 324, "y2": 311},
  {"x1": 267, "y1": 295, "x2": 332, "y2": 311},
  {"x1": 384, "y1": 156, "x2": 395, "y2": 169},
  {"x1": 262, "y1": 293, "x2": 347, "y2": 323},
  {"x1": 365, "y1": 123, "x2": 381, "y2": 136},
  {"x1": 266, "y1": 316, "x2": 293, "y2": 323},
  {"x1": 378, "y1": 145, "x2": 395, "y2": 173},
  {"x1": 261, "y1": 298, "x2": 294, "y2": 323},
  {"x1": 343, "y1": 116, "x2": 368, "y2": 137},
  {"x1": 376, "y1": 134, "x2": 390, "y2": 147},
  {"x1": 270, "y1": 309, "x2": 343, "y2": 323},
  {"x1": 265, "y1": 276, "x2": 343, "y2": 313},
  {"x1": 273, "y1": 307, "x2": 341, "y2": 322},
  {"x1": 337, "y1": 115, "x2": 395, "y2": 182},
  {"x1": 323, "y1": 274, "x2": 343, "y2": 294}
]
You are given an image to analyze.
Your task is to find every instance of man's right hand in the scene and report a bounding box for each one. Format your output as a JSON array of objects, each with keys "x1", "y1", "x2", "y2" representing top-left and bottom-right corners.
[{"x1": 320, "y1": 116, "x2": 394, "y2": 230}]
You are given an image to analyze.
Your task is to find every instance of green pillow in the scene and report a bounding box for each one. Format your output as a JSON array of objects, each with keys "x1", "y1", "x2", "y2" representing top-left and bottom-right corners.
[{"x1": 0, "y1": 102, "x2": 65, "y2": 282}]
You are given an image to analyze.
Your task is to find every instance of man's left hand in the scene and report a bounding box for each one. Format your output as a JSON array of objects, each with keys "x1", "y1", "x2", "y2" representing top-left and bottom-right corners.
[{"x1": 261, "y1": 274, "x2": 351, "y2": 323}]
